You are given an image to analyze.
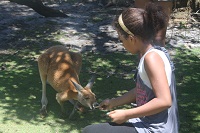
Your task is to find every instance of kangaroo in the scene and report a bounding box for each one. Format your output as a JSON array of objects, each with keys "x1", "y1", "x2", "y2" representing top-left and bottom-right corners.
[{"x1": 38, "y1": 45, "x2": 97, "y2": 118}]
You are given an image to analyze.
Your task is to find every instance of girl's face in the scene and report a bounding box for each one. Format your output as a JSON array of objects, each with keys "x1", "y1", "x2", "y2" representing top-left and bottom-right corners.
[{"x1": 117, "y1": 31, "x2": 137, "y2": 54}]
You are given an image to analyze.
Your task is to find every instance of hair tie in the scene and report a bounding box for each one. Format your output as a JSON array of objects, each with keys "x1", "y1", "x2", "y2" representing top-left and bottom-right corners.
[{"x1": 118, "y1": 14, "x2": 134, "y2": 36}]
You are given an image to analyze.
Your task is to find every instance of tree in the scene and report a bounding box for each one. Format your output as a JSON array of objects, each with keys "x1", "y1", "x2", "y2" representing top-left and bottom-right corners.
[
  {"x1": 9, "y1": 0, "x2": 68, "y2": 17},
  {"x1": 99, "y1": 0, "x2": 199, "y2": 12},
  {"x1": 176, "y1": 0, "x2": 199, "y2": 12},
  {"x1": 99, "y1": 0, "x2": 133, "y2": 7},
  {"x1": 189, "y1": 0, "x2": 199, "y2": 12}
]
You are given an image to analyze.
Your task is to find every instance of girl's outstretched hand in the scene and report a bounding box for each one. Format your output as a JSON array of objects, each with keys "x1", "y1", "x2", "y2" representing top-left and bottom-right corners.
[
  {"x1": 107, "y1": 110, "x2": 128, "y2": 124},
  {"x1": 99, "y1": 98, "x2": 113, "y2": 110}
]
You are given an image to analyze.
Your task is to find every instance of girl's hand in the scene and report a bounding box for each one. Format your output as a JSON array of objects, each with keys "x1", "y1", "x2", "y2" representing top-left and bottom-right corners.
[
  {"x1": 99, "y1": 98, "x2": 113, "y2": 110},
  {"x1": 107, "y1": 109, "x2": 129, "y2": 124}
]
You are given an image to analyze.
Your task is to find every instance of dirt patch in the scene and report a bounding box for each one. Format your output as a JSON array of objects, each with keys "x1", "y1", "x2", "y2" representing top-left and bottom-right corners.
[{"x1": 0, "y1": 0, "x2": 199, "y2": 53}]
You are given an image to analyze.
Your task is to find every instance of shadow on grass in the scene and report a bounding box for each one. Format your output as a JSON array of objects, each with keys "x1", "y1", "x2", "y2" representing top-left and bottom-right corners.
[
  {"x1": 1, "y1": 43, "x2": 200, "y2": 133},
  {"x1": 0, "y1": 3, "x2": 128, "y2": 132},
  {"x1": 1, "y1": 40, "x2": 200, "y2": 133},
  {"x1": 0, "y1": 40, "x2": 137, "y2": 133},
  {"x1": 174, "y1": 47, "x2": 200, "y2": 133}
]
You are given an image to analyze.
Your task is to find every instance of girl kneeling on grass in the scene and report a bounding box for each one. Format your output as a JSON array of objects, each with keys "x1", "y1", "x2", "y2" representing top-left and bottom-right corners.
[{"x1": 82, "y1": 2, "x2": 179, "y2": 133}]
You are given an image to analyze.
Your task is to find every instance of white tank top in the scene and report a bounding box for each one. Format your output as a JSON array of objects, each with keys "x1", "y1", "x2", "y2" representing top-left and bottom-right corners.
[
  {"x1": 138, "y1": 48, "x2": 172, "y2": 89},
  {"x1": 129, "y1": 47, "x2": 179, "y2": 133}
]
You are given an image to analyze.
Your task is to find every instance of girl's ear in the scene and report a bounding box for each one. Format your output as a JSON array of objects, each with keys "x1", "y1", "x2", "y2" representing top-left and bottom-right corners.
[{"x1": 129, "y1": 35, "x2": 135, "y2": 42}]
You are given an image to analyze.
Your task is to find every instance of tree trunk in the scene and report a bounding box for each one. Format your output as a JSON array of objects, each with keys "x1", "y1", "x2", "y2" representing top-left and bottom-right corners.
[
  {"x1": 176, "y1": 0, "x2": 199, "y2": 12},
  {"x1": 99, "y1": 0, "x2": 133, "y2": 7},
  {"x1": 9, "y1": 0, "x2": 68, "y2": 17},
  {"x1": 189, "y1": 0, "x2": 200, "y2": 12}
]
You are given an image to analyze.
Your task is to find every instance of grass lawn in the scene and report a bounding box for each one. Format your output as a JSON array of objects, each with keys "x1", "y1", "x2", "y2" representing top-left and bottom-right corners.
[
  {"x1": 0, "y1": 43, "x2": 200, "y2": 133},
  {"x1": 0, "y1": 45, "x2": 137, "y2": 133},
  {"x1": 174, "y1": 47, "x2": 200, "y2": 132}
]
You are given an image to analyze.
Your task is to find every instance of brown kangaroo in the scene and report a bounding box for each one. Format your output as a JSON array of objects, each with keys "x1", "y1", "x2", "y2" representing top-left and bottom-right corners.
[{"x1": 38, "y1": 45, "x2": 97, "y2": 118}]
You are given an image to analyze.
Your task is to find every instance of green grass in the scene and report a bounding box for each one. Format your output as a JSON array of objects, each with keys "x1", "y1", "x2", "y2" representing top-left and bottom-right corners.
[
  {"x1": 0, "y1": 44, "x2": 137, "y2": 133},
  {"x1": 174, "y1": 47, "x2": 200, "y2": 133},
  {"x1": 1, "y1": 44, "x2": 200, "y2": 133}
]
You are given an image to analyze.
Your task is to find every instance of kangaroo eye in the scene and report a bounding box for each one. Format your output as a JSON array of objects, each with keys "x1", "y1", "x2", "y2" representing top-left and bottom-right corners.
[{"x1": 84, "y1": 97, "x2": 90, "y2": 100}]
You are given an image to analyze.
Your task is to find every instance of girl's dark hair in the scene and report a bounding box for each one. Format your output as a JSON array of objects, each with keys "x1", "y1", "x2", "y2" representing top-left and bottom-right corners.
[{"x1": 113, "y1": 2, "x2": 168, "y2": 43}]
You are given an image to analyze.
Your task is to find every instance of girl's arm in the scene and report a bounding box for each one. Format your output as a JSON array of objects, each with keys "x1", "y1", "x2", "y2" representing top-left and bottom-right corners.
[
  {"x1": 100, "y1": 88, "x2": 136, "y2": 110},
  {"x1": 108, "y1": 52, "x2": 172, "y2": 124}
]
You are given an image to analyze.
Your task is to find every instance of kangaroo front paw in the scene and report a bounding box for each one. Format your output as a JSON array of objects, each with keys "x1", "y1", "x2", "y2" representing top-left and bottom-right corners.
[
  {"x1": 76, "y1": 103, "x2": 87, "y2": 113},
  {"x1": 77, "y1": 106, "x2": 86, "y2": 113},
  {"x1": 40, "y1": 106, "x2": 47, "y2": 118}
]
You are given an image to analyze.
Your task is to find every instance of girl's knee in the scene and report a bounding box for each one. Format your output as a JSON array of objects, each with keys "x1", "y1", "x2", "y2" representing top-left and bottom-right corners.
[
  {"x1": 82, "y1": 124, "x2": 105, "y2": 133},
  {"x1": 82, "y1": 125, "x2": 93, "y2": 133}
]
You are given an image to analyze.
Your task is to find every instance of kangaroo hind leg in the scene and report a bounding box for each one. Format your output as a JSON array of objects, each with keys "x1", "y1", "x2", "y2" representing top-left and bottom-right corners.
[{"x1": 38, "y1": 55, "x2": 49, "y2": 117}]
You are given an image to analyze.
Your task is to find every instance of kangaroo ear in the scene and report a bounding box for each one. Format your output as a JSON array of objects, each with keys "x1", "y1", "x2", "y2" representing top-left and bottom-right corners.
[
  {"x1": 85, "y1": 75, "x2": 96, "y2": 89},
  {"x1": 70, "y1": 80, "x2": 84, "y2": 92}
]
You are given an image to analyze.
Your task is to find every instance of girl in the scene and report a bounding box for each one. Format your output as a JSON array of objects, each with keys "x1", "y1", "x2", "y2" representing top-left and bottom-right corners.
[{"x1": 82, "y1": 2, "x2": 179, "y2": 133}]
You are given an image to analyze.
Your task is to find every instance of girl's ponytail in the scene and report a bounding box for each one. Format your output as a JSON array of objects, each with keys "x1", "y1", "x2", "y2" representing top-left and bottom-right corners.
[{"x1": 144, "y1": 2, "x2": 168, "y2": 36}]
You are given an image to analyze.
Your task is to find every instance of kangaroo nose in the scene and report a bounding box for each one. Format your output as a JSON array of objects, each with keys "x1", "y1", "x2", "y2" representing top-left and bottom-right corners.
[{"x1": 93, "y1": 102, "x2": 100, "y2": 109}]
